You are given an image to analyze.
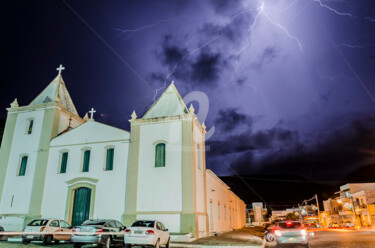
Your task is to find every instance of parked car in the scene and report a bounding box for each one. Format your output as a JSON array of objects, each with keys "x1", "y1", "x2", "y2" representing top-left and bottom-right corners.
[
  {"x1": 329, "y1": 223, "x2": 340, "y2": 228},
  {"x1": 0, "y1": 226, "x2": 3, "y2": 239},
  {"x1": 71, "y1": 219, "x2": 126, "y2": 248},
  {"x1": 22, "y1": 219, "x2": 73, "y2": 245},
  {"x1": 124, "y1": 220, "x2": 170, "y2": 248},
  {"x1": 343, "y1": 221, "x2": 355, "y2": 228},
  {"x1": 274, "y1": 220, "x2": 310, "y2": 247}
]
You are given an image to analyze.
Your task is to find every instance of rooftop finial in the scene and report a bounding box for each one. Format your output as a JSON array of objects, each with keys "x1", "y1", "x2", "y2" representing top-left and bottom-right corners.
[
  {"x1": 56, "y1": 64, "x2": 65, "y2": 75},
  {"x1": 10, "y1": 98, "x2": 19, "y2": 108},
  {"x1": 189, "y1": 103, "x2": 195, "y2": 113},
  {"x1": 83, "y1": 113, "x2": 89, "y2": 121},
  {"x1": 131, "y1": 110, "x2": 137, "y2": 120},
  {"x1": 202, "y1": 122, "x2": 206, "y2": 130}
]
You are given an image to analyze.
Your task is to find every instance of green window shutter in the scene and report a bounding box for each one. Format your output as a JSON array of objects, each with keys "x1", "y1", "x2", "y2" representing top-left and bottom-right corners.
[
  {"x1": 155, "y1": 143, "x2": 165, "y2": 167},
  {"x1": 27, "y1": 120, "x2": 34, "y2": 134},
  {"x1": 19, "y1": 156, "x2": 28, "y2": 176},
  {"x1": 106, "y1": 148, "x2": 114, "y2": 171},
  {"x1": 82, "y1": 150, "x2": 90, "y2": 172},
  {"x1": 60, "y1": 152, "x2": 68, "y2": 173}
]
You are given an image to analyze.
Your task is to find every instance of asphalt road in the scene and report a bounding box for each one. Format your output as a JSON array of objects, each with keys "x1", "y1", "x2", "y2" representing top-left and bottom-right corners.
[
  {"x1": 266, "y1": 230, "x2": 375, "y2": 248},
  {"x1": 1, "y1": 230, "x2": 375, "y2": 247}
]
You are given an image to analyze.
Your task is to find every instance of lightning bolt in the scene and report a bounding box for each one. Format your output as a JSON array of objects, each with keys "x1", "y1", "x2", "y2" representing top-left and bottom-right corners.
[{"x1": 312, "y1": 0, "x2": 354, "y2": 17}]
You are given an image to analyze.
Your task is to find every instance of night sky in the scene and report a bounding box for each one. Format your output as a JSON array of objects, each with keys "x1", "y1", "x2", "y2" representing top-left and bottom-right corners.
[{"x1": 2, "y1": 0, "x2": 375, "y2": 185}]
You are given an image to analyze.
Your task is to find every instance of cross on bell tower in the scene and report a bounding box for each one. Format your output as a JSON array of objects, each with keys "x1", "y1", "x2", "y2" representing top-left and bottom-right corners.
[{"x1": 56, "y1": 64, "x2": 65, "y2": 75}]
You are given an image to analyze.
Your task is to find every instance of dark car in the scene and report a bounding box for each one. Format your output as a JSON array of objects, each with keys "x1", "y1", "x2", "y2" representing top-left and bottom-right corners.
[
  {"x1": 0, "y1": 226, "x2": 3, "y2": 239},
  {"x1": 71, "y1": 219, "x2": 126, "y2": 248}
]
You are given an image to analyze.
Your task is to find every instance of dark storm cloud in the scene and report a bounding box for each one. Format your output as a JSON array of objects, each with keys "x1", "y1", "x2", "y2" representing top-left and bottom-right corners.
[
  {"x1": 214, "y1": 108, "x2": 253, "y2": 132},
  {"x1": 251, "y1": 46, "x2": 279, "y2": 71},
  {"x1": 160, "y1": 35, "x2": 188, "y2": 66},
  {"x1": 207, "y1": 114, "x2": 375, "y2": 181},
  {"x1": 191, "y1": 50, "x2": 221, "y2": 84},
  {"x1": 209, "y1": 0, "x2": 243, "y2": 16},
  {"x1": 200, "y1": 12, "x2": 252, "y2": 44}
]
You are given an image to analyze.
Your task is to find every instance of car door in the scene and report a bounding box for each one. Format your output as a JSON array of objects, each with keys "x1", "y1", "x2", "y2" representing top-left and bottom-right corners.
[
  {"x1": 114, "y1": 221, "x2": 125, "y2": 241},
  {"x1": 156, "y1": 222, "x2": 166, "y2": 244},
  {"x1": 55, "y1": 220, "x2": 72, "y2": 241},
  {"x1": 159, "y1": 222, "x2": 169, "y2": 244},
  {"x1": 49, "y1": 220, "x2": 60, "y2": 240}
]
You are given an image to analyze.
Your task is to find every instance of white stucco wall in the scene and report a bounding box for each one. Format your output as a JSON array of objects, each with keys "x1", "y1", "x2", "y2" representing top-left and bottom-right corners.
[
  {"x1": 41, "y1": 121, "x2": 130, "y2": 223},
  {"x1": 0, "y1": 109, "x2": 46, "y2": 216},
  {"x1": 136, "y1": 120, "x2": 183, "y2": 213},
  {"x1": 206, "y1": 170, "x2": 246, "y2": 234}
]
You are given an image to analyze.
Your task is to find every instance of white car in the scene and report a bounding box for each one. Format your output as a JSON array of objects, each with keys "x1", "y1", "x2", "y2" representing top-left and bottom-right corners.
[
  {"x1": 124, "y1": 220, "x2": 170, "y2": 248},
  {"x1": 22, "y1": 218, "x2": 72, "y2": 245}
]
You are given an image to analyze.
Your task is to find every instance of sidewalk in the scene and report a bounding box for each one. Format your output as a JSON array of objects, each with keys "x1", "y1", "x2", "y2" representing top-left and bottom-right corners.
[{"x1": 171, "y1": 227, "x2": 264, "y2": 248}]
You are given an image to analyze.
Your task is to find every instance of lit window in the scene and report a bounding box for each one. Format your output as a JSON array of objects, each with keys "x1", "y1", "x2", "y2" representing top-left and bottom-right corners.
[
  {"x1": 155, "y1": 143, "x2": 165, "y2": 167},
  {"x1": 105, "y1": 148, "x2": 114, "y2": 171},
  {"x1": 82, "y1": 150, "x2": 90, "y2": 172},
  {"x1": 60, "y1": 152, "x2": 68, "y2": 173},
  {"x1": 19, "y1": 156, "x2": 28, "y2": 176}
]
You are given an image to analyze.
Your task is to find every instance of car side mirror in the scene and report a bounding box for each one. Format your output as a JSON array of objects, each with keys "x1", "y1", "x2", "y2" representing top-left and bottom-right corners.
[
  {"x1": 164, "y1": 229, "x2": 168, "y2": 231},
  {"x1": 68, "y1": 226, "x2": 73, "y2": 229},
  {"x1": 121, "y1": 226, "x2": 126, "y2": 231}
]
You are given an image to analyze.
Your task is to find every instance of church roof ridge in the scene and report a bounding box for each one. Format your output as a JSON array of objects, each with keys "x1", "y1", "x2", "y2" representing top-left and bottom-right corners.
[
  {"x1": 29, "y1": 66, "x2": 79, "y2": 116},
  {"x1": 142, "y1": 81, "x2": 189, "y2": 119}
]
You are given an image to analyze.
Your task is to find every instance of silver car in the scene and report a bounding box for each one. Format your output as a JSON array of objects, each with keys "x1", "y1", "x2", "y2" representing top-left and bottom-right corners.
[
  {"x1": 71, "y1": 219, "x2": 126, "y2": 248},
  {"x1": 274, "y1": 221, "x2": 310, "y2": 247}
]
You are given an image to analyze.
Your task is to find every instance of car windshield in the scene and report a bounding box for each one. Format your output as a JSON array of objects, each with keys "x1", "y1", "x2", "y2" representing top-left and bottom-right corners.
[
  {"x1": 28, "y1": 220, "x2": 49, "y2": 226},
  {"x1": 82, "y1": 220, "x2": 106, "y2": 226},
  {"x1": 132, "y1": 221, "x2": 155, "y2": 227},
  {"x1": 279, "y1": 222, "x2": 302, "y2": 229}
]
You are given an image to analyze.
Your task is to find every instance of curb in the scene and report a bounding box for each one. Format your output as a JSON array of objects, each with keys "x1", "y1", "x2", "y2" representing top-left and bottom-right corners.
[{"x1": 170, "y1": 244, "x2": 263, "y2": 248}]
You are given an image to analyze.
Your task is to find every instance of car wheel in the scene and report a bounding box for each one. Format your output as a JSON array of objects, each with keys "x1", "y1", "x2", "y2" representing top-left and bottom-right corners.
[
  {"x1": 124, "y1": 244, "x2": 131, "y2": 248},
  {"x1": 154, "y1": 239, "x2": 160, "y2": 248},
  {"x1": 165, "y1": 238, "x2": 170, "y2": 248},
  {"x1": 55, "y1": 239, "x2": 60, "y2": 244},
  {"x1": 42, "y1": 235, "x2": 52, "y2": 245},
  {"x1": 73, "y1": 244, "x2": 82, "y2": 248},
  {"x1": 305, "y1": 243, "x2": 310, "y2": 248},
  {"x1": 104, "y1": 237, "x2": 112, "y2": 248},
  {"x1": 266, "y1": 233, "x2": 275, "y2": 242},
  {"x1": 22, "y1": 239, "x2": 31, "y2": 245}
]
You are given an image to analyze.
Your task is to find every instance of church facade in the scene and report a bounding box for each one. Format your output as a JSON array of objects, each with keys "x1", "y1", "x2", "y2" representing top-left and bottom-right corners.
[{"x1": 0, "y1": 67, "x2": 246, "y2": 238}]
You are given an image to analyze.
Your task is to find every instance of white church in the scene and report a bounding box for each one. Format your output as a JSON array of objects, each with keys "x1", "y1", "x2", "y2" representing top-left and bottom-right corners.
[{"x1": 0, "y1": 65, "x2": 246, "y2": 238}]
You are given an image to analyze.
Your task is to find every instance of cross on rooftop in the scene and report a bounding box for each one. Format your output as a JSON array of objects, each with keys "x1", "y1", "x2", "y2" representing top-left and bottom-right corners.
[
  {"x1": 89, "y1": 108, "x2": 96, "y2": 120},
  {"x1": 56, "y1": 64, "x2": 65, "y2": 75}
]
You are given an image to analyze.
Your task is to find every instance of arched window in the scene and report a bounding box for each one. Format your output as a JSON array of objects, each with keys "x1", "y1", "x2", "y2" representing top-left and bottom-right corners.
[
  {"x1": 18, "y1": 155, "x2": 28, "y2": 176},
  {"x1": 155, "y1": 143, "x2": 166, "y2": 167}
]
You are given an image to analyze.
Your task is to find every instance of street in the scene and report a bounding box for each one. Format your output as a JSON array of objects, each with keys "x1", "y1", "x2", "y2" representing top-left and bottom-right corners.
[
  {"x1": 266, "y1": 230, "x2": 375, "y2": 247},
  {"x1": 1, "y1": 230, "x2": 375, "y2": 247}
]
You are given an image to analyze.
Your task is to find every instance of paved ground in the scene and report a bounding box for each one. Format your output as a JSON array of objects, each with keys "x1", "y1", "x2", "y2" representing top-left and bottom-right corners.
[
  {"x1": 2, "y1": 230, "x2": 375, "y2": 247},
  {"x1": 265, "y1": 230, "x2": 375, "y2": 248}
]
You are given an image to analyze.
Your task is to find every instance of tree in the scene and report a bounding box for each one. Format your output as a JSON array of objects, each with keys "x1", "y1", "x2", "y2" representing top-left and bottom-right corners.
[{"x1": 285, "y1": 212, "x2": 298, "y2": 220}]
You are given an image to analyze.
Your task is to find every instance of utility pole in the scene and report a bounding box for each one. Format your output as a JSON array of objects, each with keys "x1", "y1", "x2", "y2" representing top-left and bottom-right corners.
[{"x1": 315, "y1": 194, "x2": 321, "y2": 225}]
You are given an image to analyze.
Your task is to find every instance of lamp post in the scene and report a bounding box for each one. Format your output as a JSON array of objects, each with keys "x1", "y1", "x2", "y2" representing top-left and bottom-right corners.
[{"x1": 315, "y1": 194, "x2": 321, "y2": 226}]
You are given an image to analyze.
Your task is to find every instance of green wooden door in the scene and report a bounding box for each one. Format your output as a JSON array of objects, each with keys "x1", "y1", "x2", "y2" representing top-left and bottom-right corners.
[{"x1": 71, "y1": 187, "x2": 91, "y2": 227}]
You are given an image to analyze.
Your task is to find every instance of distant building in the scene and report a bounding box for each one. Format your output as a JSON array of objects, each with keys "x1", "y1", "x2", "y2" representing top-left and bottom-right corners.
[{"x1": 322, "y1": 183, "x2": 375, "y2": 227}]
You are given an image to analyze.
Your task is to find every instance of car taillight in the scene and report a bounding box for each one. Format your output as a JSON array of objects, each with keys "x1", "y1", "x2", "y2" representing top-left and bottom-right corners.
[
  {"x1": 40, "y1": 227, "x2": 45, "y2": 232},
  {"x1": 300, "y1": 229, "x2": 307, "y2": 236},
  {"x1": 145, "y1": 230, "x2": 155, "y2": 235},
  {"x1": 72, "y1": 227, "x2": 79, "y2": 233},
  {"x1": 274, "y1": 230, "x2": 282, "y2": 237},
  {"x1": 125, "y1": 229, "x2": 131, "y2": 233},
  {"x1": 96, "y1": 228, "x2": 104, "y2": 234}
]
